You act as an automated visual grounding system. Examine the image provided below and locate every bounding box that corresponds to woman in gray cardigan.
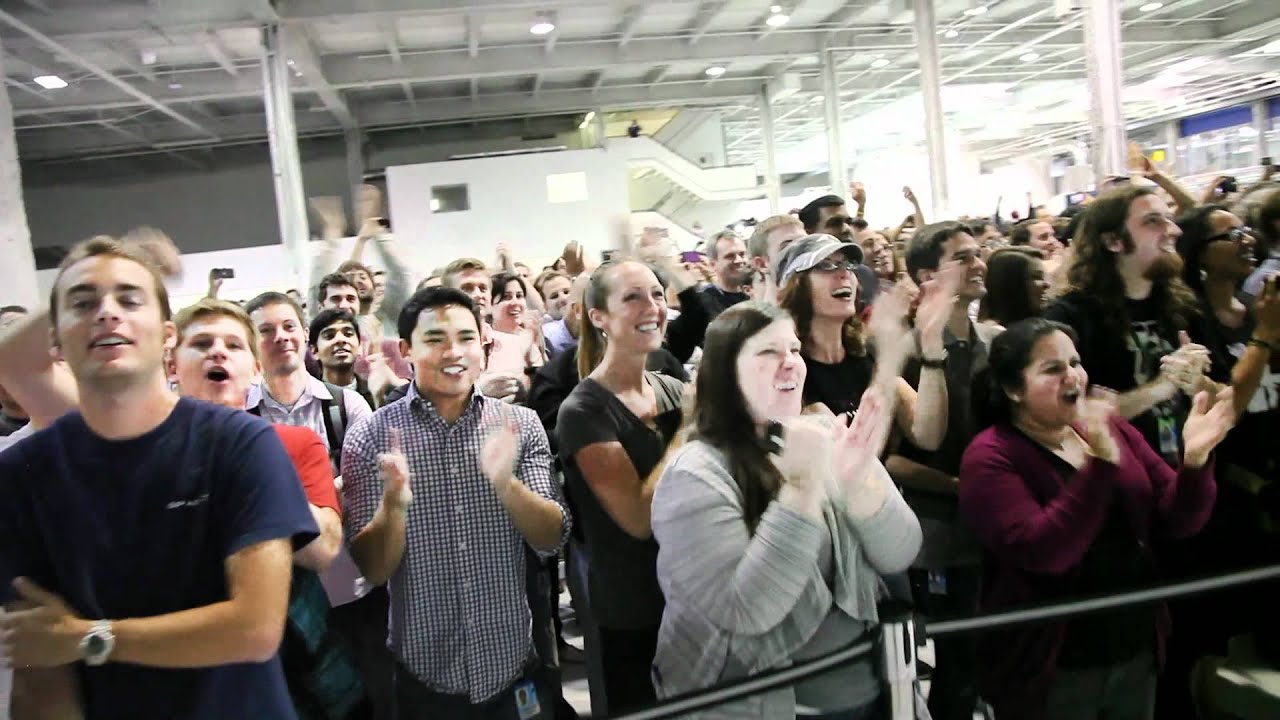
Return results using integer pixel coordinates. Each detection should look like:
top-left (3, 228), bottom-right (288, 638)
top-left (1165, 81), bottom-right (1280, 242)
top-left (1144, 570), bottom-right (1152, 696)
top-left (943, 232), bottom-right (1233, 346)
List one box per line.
top-left (651, 301), bottom-right (922, 719)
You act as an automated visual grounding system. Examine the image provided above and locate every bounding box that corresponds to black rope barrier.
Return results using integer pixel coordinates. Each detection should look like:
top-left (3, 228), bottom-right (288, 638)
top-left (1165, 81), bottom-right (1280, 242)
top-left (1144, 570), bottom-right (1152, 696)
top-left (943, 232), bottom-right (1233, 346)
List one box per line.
top-left (929, 564), bottom-right (1280, 637)
top-left (606, 562), bottom-right (1280, 720)
top-left (611, 639), bottom-right (876, 720)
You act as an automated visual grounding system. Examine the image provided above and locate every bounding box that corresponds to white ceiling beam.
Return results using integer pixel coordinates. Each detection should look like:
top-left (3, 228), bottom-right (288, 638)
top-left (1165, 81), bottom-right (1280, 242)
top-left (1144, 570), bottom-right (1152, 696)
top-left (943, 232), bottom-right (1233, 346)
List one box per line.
top-left (617, 5), bottom-right (643, 48)
top-left (643, 65), bottom-right (670, 85)
top-left (204, 31), bottom-right (239, 77)
top-left (284, 25), bottom-right (355, 130)
top-left (466, 14), bottom-right (480, 58)
top-left (545, 28), bottom-right (558, 55)
top-left (401, 80), bottom-right (416, 105)
top-left (0, 7), bottom-right (216, 137)
top-left (469, 77), bottom-right (478, 101)
top-left (688, 1), bottom-right (729, 45)
top-left (532, 72), bottom-right (544, 95)
top-left (590, 70), bottom-right (606, 94)
top-left (19, 0), bottom-right (51, 11)
top-left (4, 76), bottom-right (51, 102)
top-left (758, 1), bottom-right (809, 41)
top-left (382, 19), bottom-right (402, 68)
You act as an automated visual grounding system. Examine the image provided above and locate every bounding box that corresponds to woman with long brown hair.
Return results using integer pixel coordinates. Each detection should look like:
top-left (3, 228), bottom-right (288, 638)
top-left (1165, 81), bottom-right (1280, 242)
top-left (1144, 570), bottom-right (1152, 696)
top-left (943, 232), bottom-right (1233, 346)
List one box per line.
top-left (777, 233), bottom-right (954, 450)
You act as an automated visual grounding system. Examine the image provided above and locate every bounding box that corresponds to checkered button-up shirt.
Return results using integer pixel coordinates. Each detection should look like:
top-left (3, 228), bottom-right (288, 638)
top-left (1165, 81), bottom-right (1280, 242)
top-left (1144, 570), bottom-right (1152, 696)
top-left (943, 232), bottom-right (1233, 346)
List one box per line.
top-left (341, 383), bottom-right (570, 703)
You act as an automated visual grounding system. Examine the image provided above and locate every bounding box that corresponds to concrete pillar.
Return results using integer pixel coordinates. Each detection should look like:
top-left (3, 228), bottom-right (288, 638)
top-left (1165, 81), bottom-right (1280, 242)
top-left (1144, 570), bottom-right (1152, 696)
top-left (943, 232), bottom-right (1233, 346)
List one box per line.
top-left (1164, 121), bottom-right (1180, 176)
top-left (0, 35), bottom-right (38, 309)
top-left (261, 24), bottom-right (310, 294)
top-left (344, 128), bottom-right (366, 232)
top-left (1082, 0), bottom-right (1127, 185)
top-left (758, 87), bottom-right (781, 214)
top-left (1253, 100), bottom-right (1269, 167)
top-left (913, 0), bottom-right (949, 218)
top-left (820, 47), bottom-right (846, 194)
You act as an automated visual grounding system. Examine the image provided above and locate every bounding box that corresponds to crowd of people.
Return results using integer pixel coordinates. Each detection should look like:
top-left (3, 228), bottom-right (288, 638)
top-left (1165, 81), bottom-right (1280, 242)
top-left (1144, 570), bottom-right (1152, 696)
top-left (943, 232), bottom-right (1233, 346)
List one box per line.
top-left (0, 168), bottom-right (1276, 720)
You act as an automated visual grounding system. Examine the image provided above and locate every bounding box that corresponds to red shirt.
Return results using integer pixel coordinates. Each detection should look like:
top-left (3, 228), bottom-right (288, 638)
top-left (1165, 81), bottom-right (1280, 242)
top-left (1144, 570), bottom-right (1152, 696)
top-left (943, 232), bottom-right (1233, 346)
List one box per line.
top-left (271, 424), bottom-right (341, 517)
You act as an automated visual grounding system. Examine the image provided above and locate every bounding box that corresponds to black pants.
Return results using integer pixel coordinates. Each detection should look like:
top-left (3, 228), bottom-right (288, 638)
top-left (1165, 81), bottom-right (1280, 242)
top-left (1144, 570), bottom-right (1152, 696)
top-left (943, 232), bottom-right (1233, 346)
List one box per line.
top-left (596, 625), bottom-right (659, 715)
top-left (910, 566), bottom-right (981, 720)
top-left (330, 587), bottom-right (396, 720)
top-left (392, 661), bottom-right (555, 720)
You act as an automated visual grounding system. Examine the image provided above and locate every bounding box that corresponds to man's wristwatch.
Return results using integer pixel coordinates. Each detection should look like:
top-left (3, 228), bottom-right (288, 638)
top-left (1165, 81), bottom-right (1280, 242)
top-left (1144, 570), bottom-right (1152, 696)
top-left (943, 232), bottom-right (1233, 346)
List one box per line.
top-left (79, 620), bottom-right (116, 666)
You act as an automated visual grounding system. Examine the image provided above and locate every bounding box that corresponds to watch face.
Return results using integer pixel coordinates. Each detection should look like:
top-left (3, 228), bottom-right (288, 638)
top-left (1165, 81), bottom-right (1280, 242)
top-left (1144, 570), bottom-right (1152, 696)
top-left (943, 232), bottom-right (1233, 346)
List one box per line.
top-left (86, 635), bottom-right (105, 655)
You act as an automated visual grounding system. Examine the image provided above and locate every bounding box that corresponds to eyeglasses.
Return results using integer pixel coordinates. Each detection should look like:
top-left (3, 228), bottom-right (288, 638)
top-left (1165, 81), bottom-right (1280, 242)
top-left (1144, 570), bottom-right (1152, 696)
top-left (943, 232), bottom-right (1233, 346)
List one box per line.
top-left (811, 259), bottom-right (860, 273)
top-left (1207, 227), bottom-right (1253, 244)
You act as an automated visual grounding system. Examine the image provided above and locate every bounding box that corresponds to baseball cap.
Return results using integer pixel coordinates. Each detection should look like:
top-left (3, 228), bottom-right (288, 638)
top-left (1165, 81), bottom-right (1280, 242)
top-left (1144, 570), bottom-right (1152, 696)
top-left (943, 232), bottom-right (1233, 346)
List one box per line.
top-left (773, 233), bottom-right (864, 287)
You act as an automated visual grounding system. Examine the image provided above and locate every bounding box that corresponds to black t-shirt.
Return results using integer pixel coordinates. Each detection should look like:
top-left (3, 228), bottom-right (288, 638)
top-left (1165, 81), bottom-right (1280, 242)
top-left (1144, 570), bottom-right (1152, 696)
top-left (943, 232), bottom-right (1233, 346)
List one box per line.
top-left (556, 372), bottom-right (685, 628)
top-left (801, 351), bottom-right (874, 417)
top-left (1193, 302), bottom-right (1280, 480)
top-left (699, 284), bottom-right (750, 319)
top-left (0, 397), bottom-right (318, 720)
top-left (1045, 292), bottom-right (1191, 466)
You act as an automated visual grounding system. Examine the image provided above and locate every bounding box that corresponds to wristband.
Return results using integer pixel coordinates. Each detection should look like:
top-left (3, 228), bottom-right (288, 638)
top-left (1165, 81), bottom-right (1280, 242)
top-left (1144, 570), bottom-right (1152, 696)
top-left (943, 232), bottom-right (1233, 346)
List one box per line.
top-left (921, 356), bottom-right (947, 369)
top-left (1248, 337), bottom-right (1279, 353)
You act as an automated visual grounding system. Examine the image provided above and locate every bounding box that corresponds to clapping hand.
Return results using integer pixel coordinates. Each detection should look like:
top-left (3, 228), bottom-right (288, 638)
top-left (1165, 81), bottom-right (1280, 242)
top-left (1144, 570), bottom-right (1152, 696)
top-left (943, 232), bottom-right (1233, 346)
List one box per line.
top-left (378, 428), bottom-right (412, 509)
top-left (1160, 331), bottom-right (1212, 396)
top-left (1079, 387), bottom-right (1121, 464)
top-left (481, 407), bottom-right (521, 500)
top-left (915, 260), bottom-right (964, 356)
top-left (1182, 386), bottom-right (1236, 469)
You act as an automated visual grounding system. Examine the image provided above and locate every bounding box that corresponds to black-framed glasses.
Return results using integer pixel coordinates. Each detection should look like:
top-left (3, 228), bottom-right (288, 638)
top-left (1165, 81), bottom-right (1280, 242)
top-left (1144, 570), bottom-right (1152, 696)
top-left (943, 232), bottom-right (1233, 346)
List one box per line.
top-left (811, 259), bottom-right (860, 273)
top-left (1208, 227), bottom-right (1253, 244)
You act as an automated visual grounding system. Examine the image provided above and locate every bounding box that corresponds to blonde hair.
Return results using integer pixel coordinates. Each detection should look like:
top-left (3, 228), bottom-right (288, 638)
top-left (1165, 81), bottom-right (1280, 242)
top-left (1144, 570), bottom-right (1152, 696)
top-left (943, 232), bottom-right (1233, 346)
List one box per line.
top-left (748, 215), bottom-right (804, 260)
top-left (173, 298), bottom-right (260, 361)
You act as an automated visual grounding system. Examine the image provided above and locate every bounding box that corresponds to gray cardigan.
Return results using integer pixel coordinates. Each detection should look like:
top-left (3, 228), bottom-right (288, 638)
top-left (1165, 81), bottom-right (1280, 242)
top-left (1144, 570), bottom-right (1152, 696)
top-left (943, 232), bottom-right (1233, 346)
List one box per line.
top-left (650, 440), bottom-right (922, 719)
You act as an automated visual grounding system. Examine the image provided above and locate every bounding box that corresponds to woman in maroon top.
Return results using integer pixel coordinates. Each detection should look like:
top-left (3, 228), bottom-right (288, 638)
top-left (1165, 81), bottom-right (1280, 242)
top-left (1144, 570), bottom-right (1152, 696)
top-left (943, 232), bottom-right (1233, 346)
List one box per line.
top-left (958, 317), bottom-right (1235, 720)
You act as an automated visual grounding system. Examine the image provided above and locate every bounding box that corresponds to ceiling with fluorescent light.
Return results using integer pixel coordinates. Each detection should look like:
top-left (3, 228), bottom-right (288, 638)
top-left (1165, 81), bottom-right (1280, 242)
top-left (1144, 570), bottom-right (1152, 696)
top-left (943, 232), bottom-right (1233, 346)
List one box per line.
top-left (1, 0), bottom-right (1277, 175)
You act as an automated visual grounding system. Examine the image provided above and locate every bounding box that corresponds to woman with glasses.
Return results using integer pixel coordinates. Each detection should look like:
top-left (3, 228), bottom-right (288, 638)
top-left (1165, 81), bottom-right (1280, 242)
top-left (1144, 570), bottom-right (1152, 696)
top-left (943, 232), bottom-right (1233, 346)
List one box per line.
top-left (776, 233), bottom-right (955, 452)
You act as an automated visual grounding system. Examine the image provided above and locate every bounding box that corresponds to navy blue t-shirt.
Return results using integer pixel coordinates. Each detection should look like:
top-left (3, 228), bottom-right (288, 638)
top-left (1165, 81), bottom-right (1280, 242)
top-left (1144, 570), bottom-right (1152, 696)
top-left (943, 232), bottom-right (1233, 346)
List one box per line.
top-left (0, 397), bottom-right (318, 720)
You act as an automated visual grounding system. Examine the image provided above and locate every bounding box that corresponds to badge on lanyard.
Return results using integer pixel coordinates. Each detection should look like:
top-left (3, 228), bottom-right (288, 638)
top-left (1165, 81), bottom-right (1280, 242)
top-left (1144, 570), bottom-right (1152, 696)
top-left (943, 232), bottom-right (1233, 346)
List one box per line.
top-left (1156, 412), bottom-right (1180, 460)
top-left (514, 680), bottom-right (541, 720)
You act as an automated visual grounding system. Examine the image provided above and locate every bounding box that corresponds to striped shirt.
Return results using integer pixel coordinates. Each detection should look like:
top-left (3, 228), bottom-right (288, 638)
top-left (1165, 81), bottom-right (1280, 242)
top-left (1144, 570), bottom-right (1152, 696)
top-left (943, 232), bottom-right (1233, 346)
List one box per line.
top-left (341, 383), bottom-right (569, 703)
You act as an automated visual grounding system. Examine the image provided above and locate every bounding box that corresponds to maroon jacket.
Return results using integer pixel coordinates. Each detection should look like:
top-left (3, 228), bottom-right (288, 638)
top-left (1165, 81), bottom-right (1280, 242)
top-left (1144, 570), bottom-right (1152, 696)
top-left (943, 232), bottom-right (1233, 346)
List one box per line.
top-left (958, 416), bottom-right (1215, 719)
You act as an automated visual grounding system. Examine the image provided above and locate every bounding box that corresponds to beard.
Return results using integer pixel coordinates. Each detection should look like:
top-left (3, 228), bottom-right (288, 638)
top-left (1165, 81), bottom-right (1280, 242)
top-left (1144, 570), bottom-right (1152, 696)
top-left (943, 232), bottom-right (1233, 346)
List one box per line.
top-left (1144, 250), bottom-right (1184, 282)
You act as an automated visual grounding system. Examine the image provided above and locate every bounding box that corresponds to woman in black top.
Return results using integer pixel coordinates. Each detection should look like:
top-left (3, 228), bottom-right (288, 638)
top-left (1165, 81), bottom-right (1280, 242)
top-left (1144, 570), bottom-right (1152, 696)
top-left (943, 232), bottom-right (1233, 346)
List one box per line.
top-left (979, 247), bottom-right (1051, 328)
top-left (776, 234), bottom-right (952, 452)
top-left (556, 260), bottom-right (686, 714)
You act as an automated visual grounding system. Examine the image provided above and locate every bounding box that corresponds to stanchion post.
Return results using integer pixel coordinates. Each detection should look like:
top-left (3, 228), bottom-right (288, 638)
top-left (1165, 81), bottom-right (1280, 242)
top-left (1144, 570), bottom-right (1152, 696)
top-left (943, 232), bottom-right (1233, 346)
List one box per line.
top-left (877, 602), bottom-right (918, 720)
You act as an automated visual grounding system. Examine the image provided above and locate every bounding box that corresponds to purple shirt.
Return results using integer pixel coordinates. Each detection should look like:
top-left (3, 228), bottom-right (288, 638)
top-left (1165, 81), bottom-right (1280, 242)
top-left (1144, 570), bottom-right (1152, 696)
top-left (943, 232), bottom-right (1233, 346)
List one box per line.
top-left (958, 416), bottom-right (1215, 718)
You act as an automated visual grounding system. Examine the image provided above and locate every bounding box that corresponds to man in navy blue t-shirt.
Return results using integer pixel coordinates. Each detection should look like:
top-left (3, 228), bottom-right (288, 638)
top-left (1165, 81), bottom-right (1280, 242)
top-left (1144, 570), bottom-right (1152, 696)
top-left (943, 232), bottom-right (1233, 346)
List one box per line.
top-left (0, 233), bottom-right (317, 720)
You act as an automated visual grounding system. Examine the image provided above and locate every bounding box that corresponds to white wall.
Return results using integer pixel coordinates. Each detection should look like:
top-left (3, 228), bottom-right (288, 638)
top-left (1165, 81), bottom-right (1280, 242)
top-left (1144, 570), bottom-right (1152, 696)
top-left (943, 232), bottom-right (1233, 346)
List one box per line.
top-left (386, 147), bottom-right (631, 271)
top-left (654, 110), bottom-right (728, 168)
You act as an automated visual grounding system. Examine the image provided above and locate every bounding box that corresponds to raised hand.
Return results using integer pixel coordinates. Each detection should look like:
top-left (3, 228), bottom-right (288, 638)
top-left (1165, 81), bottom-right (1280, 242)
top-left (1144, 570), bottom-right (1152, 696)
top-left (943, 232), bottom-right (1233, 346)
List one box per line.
top-left (378, 428), bottom-right (412, 509)
top-left (833, 385), bottom-right (895, 500)
top-left (1183, 386), bottom-right (1236, 469)
top-left (903, 186), bottom-right (917, 204)
top-left (308, 196), bottom-right (347, 241)
top-left (356, 184), bottom-right (383, 226)
top-left (915, 260), bottom-right (964, 356)
top-left (478, 372), bottom-right (522, 403)
top-left (481, 407), bottom-right (521, 499)
top-left (562, 241), bottom-right (586, 276)
top-left (122, 226), bottom-right (183, 278)
top-left (1252, 275), bottom-right (1280, 343)
top-left (850, 181), bottom-right (866, 207)
top-left (868, 281), bottom-right (917, 381)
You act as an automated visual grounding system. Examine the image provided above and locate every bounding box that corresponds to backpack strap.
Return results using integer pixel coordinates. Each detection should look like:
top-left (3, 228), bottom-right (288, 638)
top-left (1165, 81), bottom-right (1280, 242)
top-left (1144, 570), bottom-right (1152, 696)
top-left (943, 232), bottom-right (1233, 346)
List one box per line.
top-left (319, 382), bottom-right (349, 468)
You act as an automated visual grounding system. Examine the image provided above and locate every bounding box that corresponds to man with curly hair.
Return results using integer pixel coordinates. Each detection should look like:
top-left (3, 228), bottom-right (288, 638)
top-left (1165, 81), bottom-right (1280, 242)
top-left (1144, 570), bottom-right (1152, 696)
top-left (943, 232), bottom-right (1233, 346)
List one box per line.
top-left (1044, 185), bottom-right (1214, 467)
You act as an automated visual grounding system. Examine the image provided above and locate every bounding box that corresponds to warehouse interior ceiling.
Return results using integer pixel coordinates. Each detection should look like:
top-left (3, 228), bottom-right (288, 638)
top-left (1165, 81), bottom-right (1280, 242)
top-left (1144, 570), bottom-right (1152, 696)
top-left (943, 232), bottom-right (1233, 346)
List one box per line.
top-left (3, 0), bottom-right (1279, 173)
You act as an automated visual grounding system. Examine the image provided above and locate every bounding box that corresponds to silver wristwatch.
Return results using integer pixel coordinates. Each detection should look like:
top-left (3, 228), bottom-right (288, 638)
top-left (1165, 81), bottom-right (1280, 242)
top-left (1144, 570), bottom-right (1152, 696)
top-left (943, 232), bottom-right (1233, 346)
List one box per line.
top-left (79, 620), bottom-right (116, 666)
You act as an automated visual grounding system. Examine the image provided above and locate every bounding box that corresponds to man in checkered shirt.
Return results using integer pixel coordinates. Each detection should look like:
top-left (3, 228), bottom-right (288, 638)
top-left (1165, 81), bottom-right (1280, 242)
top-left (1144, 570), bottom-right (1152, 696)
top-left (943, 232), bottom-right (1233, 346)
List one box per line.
top-left (341, 286), bottom-right (570, 719)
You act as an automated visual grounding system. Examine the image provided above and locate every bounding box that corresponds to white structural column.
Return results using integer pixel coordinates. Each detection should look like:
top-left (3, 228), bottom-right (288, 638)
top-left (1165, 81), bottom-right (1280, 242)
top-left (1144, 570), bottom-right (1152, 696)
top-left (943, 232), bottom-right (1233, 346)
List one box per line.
top-left (758, 87), bottom-right (781, 214)
top-left (1253, 100), bottom-right (1269, 166)
top-left (0, 35), bottom-right (38, 308)
top-left (820, 46), bottom-right (846, 194)
top-left (1082, 0), bottom-right (1127, 185)
top-left (594, 107), bottom-right (607, 149)
top-left (262, 24), bottom-right (310, 294)
top-left (913, 0), bottom-right (949, 218)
